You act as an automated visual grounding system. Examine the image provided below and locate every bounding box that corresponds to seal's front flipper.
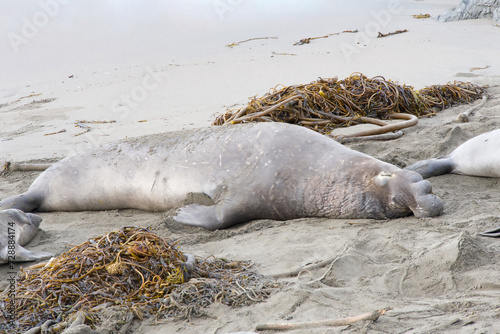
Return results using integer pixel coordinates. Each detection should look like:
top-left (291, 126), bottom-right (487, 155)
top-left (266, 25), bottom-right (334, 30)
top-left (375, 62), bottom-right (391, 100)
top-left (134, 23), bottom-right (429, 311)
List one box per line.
top-left (0, 245), bottom-right (53, 264)
top-left (174, 204), bottom-right (226, 231)
top-left (405, 157), bottom-right (455, 179)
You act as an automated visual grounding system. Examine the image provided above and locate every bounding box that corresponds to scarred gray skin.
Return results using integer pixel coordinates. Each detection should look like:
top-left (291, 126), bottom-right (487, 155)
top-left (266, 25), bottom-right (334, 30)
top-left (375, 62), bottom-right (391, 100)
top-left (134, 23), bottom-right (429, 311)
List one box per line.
top-left (0, 123), bottom-right (443, 230)
top-left (0, 209), bottom-right (53, 264)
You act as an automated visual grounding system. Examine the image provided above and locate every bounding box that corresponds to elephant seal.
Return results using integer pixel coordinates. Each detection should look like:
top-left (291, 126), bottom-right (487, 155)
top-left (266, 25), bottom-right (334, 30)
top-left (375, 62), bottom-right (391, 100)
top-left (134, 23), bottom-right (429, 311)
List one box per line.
top-left (406, 129), bottom-right (500, 179)
top-left (0, 209), bottom-right (53, 264)
top-left (0, 123), bottom-right (443, 230)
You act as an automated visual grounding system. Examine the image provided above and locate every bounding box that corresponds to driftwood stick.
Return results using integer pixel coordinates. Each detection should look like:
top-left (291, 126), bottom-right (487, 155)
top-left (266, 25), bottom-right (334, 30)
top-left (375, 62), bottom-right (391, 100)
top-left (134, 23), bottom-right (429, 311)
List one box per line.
top-left (237, 36), bottom-right (278, 44)
top-left (256, 308), bottom-right (391, 331)
top-left (377, 29), bottom-right (408, 38)
top-left (457, 94), bottom-right (488, 122)
top-left (3, 162), bottom-right (52, 172)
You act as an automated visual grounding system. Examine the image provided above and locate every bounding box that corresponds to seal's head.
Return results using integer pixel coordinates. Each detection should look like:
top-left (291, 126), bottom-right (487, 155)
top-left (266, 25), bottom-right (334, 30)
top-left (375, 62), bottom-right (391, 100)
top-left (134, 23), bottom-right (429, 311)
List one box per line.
top-left (0, 209), bottom-right (43, 245)
top-left (372, 168), bottom-right (444, 218)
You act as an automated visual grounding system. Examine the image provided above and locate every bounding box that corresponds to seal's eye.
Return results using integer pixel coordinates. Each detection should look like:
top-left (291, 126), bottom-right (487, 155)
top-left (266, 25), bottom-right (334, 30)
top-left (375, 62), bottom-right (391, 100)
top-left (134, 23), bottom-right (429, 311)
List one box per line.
top-left (374, 172), bottom-right (393, 186)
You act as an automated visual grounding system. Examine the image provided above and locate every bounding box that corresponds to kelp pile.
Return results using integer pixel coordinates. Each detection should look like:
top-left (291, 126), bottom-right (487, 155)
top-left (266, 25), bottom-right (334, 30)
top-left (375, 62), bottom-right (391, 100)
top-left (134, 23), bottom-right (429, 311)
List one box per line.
top-left (212, 73), bottom-right (486, 138)
top-left (0, 227), bottom-right (276, 333)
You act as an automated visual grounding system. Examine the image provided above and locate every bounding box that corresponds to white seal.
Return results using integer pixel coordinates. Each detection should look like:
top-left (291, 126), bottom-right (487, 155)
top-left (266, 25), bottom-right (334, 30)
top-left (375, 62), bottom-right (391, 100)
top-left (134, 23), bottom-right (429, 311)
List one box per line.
top-left (406, 129), bottom-right (500, 178)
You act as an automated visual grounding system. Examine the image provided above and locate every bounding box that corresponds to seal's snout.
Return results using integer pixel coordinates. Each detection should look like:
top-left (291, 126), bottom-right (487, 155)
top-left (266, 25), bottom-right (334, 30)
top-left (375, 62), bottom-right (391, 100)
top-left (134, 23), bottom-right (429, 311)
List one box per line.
top-left (27, 213), bottom-right (43, 228)
top-left (388, 169), bottom-right (443, 218)
top-left (409, 179), bottom-right (444, 218)
top-left (412, 193), bottom-right (444, 218)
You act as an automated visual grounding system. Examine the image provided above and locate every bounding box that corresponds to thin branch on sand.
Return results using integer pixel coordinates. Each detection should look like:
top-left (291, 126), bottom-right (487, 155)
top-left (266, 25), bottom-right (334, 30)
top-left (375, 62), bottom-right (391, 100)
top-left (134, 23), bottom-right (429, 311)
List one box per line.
top-left (256, 307), bottom-right (392, 331)
top-left (2, 162), bottom-right (51, 172)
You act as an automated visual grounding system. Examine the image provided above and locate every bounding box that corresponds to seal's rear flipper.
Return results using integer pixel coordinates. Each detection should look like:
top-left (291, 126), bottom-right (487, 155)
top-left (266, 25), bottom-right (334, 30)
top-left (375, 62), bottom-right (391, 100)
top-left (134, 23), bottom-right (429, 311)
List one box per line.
top-left (174, 204), bottom-right (225, 231)
top-left (479, 227), bottom-right (500, 238)
top-left (0, 246), bottom-right (53, 264)
top-left (405, 157), bottom-right (455, 179)
top-left (0, 193), bottom-right (42, 212)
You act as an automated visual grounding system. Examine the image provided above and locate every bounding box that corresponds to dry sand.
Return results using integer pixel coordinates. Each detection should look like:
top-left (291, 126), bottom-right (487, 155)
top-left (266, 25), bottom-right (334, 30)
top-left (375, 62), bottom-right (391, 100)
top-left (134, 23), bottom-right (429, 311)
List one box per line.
top-left (1, 1), bottom-right (500, 333)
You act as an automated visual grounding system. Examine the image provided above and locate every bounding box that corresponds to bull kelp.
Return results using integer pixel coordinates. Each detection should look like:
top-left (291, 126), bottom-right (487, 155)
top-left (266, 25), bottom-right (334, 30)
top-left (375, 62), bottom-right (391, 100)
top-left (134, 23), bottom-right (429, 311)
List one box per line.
top-left (212, 73), bottom-right (486, 139)
top-left (0, 227), bottom-right (276, 333)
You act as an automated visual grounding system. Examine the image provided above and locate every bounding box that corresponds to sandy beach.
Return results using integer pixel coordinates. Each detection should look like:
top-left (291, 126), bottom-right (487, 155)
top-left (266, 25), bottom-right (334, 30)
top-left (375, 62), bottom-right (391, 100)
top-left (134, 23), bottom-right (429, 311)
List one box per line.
top-left (1, 0), bottom-right (500, 333)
